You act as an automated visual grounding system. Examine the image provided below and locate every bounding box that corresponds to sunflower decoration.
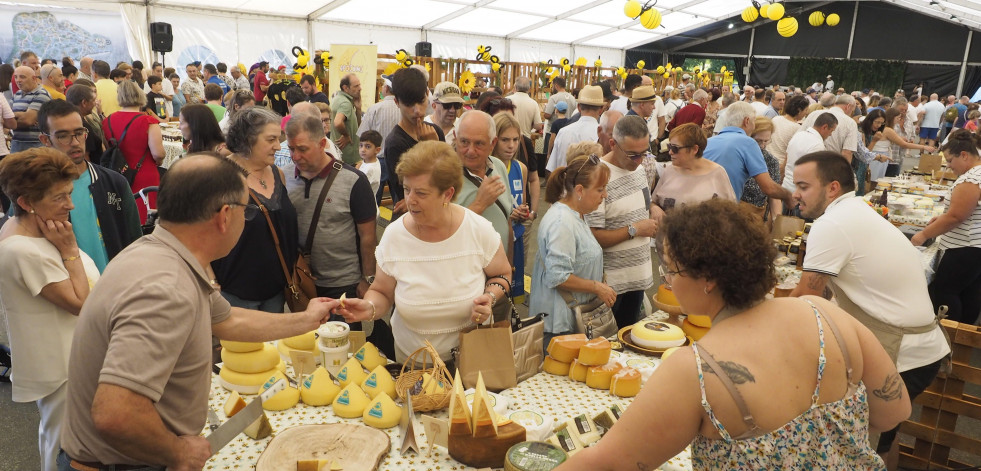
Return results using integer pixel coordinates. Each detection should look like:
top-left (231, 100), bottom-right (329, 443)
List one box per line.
top-left (560, 58), bottom-right (571, 72)
top-left (548, 67), bottom-right (561, 83)
top-left (459, 69), bottom-right (477, 94)
top-left (476, 45), bottom-right (493, 61)
top-left (575, 57), bottom-right (587, 67)
top-left (594, 58), bottom-right (603, 68)
top-left (636, 60), bottom-right (646, 71)
top-left (489, 55), bottom-right (502, 73)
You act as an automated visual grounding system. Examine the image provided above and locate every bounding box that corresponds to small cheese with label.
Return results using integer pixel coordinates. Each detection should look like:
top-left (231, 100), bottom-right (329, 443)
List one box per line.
top-left (336, 357), bottom-right (367, 388)
top-left (354, 342), bottom-right (388, 371)
top-left (332, 383), bottom-right (370, 418)
top-left (361, 365), bottom-right (396, 399)
top-left (260, 375), bottom-right (300, 411)
top-left (362, 392), bottom-right (402, 429)
top-left (300, 366), bottom-right (341, 406)
top-left (421, 372), bottom-right (447, 395)
top-left (546, 428), bottom-right (582, 455)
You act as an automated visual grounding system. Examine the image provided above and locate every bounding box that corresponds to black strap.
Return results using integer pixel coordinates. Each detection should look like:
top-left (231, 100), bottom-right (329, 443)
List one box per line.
top-left (463, 165), bottom-right (510, 220)
top-left (304, 160), bottom-right (343, 254)
top-left (108, 113), bottom-right (150, 172)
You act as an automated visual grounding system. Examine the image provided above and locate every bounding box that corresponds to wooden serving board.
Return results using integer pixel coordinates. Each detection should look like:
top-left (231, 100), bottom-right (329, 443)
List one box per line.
top-left (255, 423), bottom-right (390, 471)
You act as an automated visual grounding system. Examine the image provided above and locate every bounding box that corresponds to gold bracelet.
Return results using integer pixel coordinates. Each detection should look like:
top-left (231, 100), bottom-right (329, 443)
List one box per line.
top-left (367, 300), bottom-right (377, 321)
top-left (63, 255), bottom-right (80, 262)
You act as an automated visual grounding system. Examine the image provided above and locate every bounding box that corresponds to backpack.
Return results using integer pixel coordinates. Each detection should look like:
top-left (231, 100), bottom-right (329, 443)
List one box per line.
top-left (100, 114), bottom-right (149, 185)
top-left (944, 105), bottom-right (958, 123)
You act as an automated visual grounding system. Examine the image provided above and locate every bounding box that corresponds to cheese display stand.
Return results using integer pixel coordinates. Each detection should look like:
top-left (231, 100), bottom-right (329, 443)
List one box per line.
top-left (205, 313), bottom-right (693, 471)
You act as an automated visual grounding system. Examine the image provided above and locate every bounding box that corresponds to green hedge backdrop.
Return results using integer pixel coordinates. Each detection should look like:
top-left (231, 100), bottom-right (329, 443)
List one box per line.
top-left (786, 57), bottom-right (906, 93)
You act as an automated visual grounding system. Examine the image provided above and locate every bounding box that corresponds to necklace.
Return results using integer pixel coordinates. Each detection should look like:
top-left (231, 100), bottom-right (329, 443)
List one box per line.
top-left (248, 169), bottom-right (268, 189)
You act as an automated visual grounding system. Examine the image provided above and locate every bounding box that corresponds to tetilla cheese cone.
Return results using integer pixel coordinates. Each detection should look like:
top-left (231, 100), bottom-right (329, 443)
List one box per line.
top-left (354, 342), bottom-right (388, 371)
top-left (300, 366), bottom-right (341, 406)
top-left (362, 393), bottom-right (402, 429)
top-left (361, 365), bottom-right (396, 399)
top-left (332, 383), bottom-right (370, 418)
top-left (336, 357), bottom-right (367, 388)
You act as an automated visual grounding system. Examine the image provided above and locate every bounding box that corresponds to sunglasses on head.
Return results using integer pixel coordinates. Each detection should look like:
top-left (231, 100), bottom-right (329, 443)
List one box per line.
top-left (440, 102), bottom-right (463, 110)
top-left (572, 154), bottom-right (601, 183)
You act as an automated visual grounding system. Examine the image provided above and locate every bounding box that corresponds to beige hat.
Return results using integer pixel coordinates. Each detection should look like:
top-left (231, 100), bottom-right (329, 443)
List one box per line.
top-left (578, 85), bottom-right (605, 106)
top-left (433, 81), bottom-right (465, 103)
top-left (630, 85), bottom-right (657, 102)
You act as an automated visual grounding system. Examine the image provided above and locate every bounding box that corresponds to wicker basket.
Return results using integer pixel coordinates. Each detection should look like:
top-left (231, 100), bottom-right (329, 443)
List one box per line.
top-left (395, 340), bottom-right (452, 412)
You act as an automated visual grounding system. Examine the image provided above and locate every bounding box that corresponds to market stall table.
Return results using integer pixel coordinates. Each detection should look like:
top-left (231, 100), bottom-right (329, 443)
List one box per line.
top-left (160, 123), bottom-right (185, 169)
top-left (205, 315), bottom-right (693, 471)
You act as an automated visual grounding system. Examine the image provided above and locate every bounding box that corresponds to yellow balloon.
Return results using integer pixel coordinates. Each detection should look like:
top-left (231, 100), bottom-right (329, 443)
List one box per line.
top-left (624, 0), bottom-right (642, 19)
top-left (655, 66), bottom-right (665, 74)
top-left (809, 11), bottom-right (825, 27)
top-left (674, 67), bottom-right (682, 73)
top-left (636, 60), bottom-right (646, 70)
top-left (760, 4), bottom-right (770, 17)
top-left (767, 3), bottom-right (785, 21)
top-left (666, 62), bottom-right (672, 70)
top-left (640, 8), bottom-right (662, 29)
top-left (827, 13), bottom-right (840, 26)
top-left (741, 6), bottom-right (759, 23)
top-left (663, 72), bottom-right (670, 78)
top-left (777, 17), bottom-right (798, 37)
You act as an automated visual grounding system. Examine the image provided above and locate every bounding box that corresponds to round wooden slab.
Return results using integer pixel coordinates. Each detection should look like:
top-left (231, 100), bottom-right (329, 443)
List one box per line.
top-left (255, 423), bottom-right (391, 471)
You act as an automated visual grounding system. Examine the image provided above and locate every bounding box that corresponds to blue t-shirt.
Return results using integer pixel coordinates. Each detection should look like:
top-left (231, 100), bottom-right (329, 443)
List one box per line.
top-left (71, 171), bottom-right (110, 272)
top-left (207, 75), bottom-right (230, 95)
top-left (953, 103), bottom-right (968, 128)
top-left (703, 127), bottom-right (768, 200)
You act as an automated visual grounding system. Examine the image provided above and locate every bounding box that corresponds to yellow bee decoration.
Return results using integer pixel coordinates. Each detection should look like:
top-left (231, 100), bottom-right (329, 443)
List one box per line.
top-left (594, 58), bottom-right (603, 68)
top-left (561, 58), bottom-right (571, 72)
top-left (575, 57), bottom-right (587, 67)
top-left (616, 66), bottom-right (627, 79)
top-left (490, 55), bottom-right (501, 72)
top-left (476, 45), bottom-right (493, 61)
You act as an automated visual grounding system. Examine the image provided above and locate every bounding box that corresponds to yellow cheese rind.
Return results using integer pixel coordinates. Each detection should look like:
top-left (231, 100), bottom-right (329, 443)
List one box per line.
top-left (577, 337), bottom-right (611, 366)
top-left (331, 383), bottom-right (371, 418)
top-left (220, 339), bottom-right (263, 353)
top-left (687, 314), bottom-right (712, 328)
top-left (585, 362), bottom-right (622, 390)
top-left (657, 284), bottom-right (679, 306)
top-left (362, 393), bottom-right (402, 429)
top-left (361, 365), bottom-right (396, 399)
top-left (221, 343), bottom-right (281, 374)
top-left (568, 359), bottom-right (588, 382)
top-left (336, 357), bottom-right (367, 388)
top-left (219, 368), bottom-right (287, 394)
top-left (543, 355), bottom-right (571, 376)
top-left (283, 330), bottom-right (316, 351)
top-left (223, 390), bottom-right (247, 417)
top-left (260, 375), bottom-right (301, 411)
top-left (609, 367), bottom-right (642, 397)
top-left (354, 342), bottom-right (388, 371)
top-left (300, 366), bottom-right (341, 406)
top-left (631, 321), bottom-right (686, 348)
top-left (546, 334), bottom-right (588, 363)
top-left (682, 319), bottom-right (710, 341)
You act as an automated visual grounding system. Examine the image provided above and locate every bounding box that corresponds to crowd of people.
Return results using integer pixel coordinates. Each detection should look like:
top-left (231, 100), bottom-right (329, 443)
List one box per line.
top-left (0, 48), bottom-right (976, 471)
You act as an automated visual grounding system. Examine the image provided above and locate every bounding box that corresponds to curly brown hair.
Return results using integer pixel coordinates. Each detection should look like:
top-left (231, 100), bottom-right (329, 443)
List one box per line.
top-left (660, 199), bottom-right (776, 309)
top-left (0, 147), bottom-right (79, 216)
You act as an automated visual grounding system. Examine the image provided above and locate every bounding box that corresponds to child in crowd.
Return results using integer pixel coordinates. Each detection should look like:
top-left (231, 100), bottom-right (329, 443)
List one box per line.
top-left (358, 130), bottom-right (382, 196)
top-left (145, 76), bottom-right (168, 121)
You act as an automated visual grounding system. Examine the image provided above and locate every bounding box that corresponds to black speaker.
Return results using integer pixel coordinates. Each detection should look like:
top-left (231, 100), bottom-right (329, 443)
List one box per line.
top-left (415, 41), bottom-right (432, 57)
top-left (150, 22), bottom-right (173, 53)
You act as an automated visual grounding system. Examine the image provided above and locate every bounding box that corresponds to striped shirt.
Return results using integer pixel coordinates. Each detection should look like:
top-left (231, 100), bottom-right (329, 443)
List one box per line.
top-left (357, 96), bottom-right (400, 157)
top-left (939, 165), bottom-right (981, 250)
top-left (11, 85), bottom-right (51, 143)
top-left (585, 160), bottom-right (654, 294)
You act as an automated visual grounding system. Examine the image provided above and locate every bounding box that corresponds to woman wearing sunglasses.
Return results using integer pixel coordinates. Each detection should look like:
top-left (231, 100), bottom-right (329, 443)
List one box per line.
top-left (212, 107), bottom-right (298, 312)
top-left (529, 142), bottom-right (617, 348)
top-left (650, 123), bottom-right (735, 223)
top-left (555, 199), bottom-right (908, 471)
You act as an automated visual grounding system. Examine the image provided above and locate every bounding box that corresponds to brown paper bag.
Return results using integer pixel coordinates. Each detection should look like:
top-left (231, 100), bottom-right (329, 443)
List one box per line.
top-left (771, 214), bottom-right (806, 240)
top-left (456, 320), bottom-right (517, 392)
top-left (918, 153), bottom-right (942, 174)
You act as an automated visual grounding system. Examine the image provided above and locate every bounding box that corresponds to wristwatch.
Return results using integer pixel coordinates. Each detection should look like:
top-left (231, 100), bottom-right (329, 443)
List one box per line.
top-left (364, 275), bottom-right (376, 284)
top-left (627, 224), bottom-right (637, 240)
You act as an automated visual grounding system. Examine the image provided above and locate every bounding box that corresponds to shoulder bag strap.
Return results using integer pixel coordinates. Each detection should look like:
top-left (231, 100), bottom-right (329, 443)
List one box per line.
top-left (250, 188), bottom-right (293, 285)
top-left (304, 160), bottom-right (344, 254)
top-left (111, 114), bottom-right (142, 144)
top-left (463, 169), bottom-right (510, 220)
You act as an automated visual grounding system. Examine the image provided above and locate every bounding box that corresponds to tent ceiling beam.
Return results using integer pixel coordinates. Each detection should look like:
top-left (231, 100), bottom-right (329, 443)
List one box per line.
top-left (503, 0), bottom-right (609, 38)
top-left (423, 0), bottom-right (496, 30)
top-left (307, 0), bottom-right (352, 21)
top-left (891, 0), bottom-right (981, 27)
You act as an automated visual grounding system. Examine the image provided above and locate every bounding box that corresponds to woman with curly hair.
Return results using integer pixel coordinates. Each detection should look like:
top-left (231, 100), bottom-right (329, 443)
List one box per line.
top-left (555, 198), bottom-right (910, 471)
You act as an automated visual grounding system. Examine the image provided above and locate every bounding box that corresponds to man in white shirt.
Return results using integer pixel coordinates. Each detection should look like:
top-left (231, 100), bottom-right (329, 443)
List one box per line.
top-left (229, 66), bottom-right (250, 91)
top-left (507, 76), bottom-right (542, 138)
top-left (782, 112), bottom-right (837, 192)
top-left (640, 75), bottom-right (667, 143)
top-left (797, 94), bottom-right (858, 163)
top-left (77, 57), bottom-right (94, 82)
top-left (610, 74), bottom-right (642, 115)
top-left (750, 88), bottom-right (769, 116)
top-left (544, 77), bottom-right (576, 126)
top-left (790, 151), bottom-right (949, 469)
top-left (824, 75), bottom-right (834, 92)
top-left (547, 85), bottom-right (605, 172)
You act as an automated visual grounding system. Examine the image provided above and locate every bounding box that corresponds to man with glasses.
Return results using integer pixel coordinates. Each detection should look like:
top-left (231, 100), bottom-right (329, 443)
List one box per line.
top-left (426, 81), bottom-right (463, 147)
top-left (59, 154), bottom-right (336, 471)
top-left (587, 115), bottom-right (659, 328)
top-left (37, 99), bottom-right (142, 272)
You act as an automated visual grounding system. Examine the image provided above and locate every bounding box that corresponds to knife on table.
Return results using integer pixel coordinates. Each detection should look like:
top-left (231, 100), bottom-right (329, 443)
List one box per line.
top-left (206, 408), bottom-right (220, 432)
top-left (206, 379), bottom-right (286, 452)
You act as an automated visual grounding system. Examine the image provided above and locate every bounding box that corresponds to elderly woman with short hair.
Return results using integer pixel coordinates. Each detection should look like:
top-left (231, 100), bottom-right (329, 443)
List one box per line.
top-left (336, 141), bottom-right (511, 363)
top-left (101, 80), bottom-right (165, 223)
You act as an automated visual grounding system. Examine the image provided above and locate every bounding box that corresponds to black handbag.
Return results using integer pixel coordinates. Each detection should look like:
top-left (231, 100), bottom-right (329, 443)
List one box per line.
top-left (100, 114), bottom-right (149, 185)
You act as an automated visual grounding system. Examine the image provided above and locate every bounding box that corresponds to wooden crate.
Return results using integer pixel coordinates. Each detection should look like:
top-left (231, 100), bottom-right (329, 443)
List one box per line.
top-left (898, 320), bottom-right (981, 469)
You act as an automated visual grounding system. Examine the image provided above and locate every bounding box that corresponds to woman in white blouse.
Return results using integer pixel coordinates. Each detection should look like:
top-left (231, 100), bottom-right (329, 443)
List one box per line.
top-left (337, 141), bottom-right (511, 362)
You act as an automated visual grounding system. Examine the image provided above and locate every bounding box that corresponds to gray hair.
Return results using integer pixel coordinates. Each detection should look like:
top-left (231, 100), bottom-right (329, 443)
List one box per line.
top-left (226, 107), bottom-right (281, 155)
top-left (117, 80), bottom-right (146, 108)
top-left (515, 77), bottom-right (531, 93)
top-left (599, 110), bottom-right (622, 134)
top-left (692, 89), bottom-right (709, 102)
top-left (818, 92), bottom-right (836, 108)
top-left (892, 97), bottom-right (908, 108)
top-left (286, 114), bottom-right (324, 140)
top-left (459, 110), bottom-right (496, 139)
top-left (721, 92), bottom-right (737, 107)
top-left (814, 112), bottom-right (838, 129)
top-left (835, 94), bottom-right (856, 106)
top-left (65, 83), bottom-right (95, 106)
top-left (879, 97), bottom-right (893, 108)
top-left (612, 115), bottom-right (650, 143)
top-left (724, 101), bottom-right (756, 128)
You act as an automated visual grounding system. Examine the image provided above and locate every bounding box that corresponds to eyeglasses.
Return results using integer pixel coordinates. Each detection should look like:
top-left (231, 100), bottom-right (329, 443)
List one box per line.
top-left (666, 143), bottom-right (692, 154)
top-left (45, 128), bottom-right (88, 145)
top-left (614, 140), bottom-right (652, 159)
top-left (220, 202), bottom-right (260, 221)
top-left (658, 264), bottom-right (686, 288)
top-left (572, 153), bottom-right (601, 183)
top-left (440, 102), bottom-right (463, 110)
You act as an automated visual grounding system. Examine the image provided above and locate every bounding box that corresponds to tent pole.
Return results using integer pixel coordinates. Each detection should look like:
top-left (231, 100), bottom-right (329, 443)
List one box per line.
top-left (746, 27), bottom-right (755, 86)
top-left (957, 30), bottom-right (973, 97)
top-left (307, 19), bottom-right (314, 53)
top-left (846, 1), bottom-right (859, 59)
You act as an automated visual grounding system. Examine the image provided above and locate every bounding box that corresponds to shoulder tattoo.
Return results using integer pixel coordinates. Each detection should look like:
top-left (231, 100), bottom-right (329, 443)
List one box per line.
top-left (702, 361), bottom-right (757, 384)
top-left (872, 373), bottom-right (903, 401)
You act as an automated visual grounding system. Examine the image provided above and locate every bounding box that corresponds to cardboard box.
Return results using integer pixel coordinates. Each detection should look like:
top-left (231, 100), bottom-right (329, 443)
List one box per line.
top-left (771, 215), bottom-right (805, 240)
top-left (918, 153), bottom-right (942, 174)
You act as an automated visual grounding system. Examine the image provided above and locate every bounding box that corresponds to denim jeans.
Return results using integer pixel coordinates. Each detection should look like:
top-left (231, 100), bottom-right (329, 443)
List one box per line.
top-left (10, 140), bottom-right (43, 153)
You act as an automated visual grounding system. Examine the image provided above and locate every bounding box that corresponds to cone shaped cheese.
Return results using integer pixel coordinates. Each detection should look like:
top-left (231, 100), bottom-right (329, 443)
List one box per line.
top-left (283, 330), bottom-right (316, 351)
top-left (471, 372), bottom-right (499, 438)
top-left (577, 338), bottom-right (611, 366)
top-left (361, 365), bottom-right (396, 399)
top-left (421, 372), bottom-right (447, 395)
top-left (335, 357), bottom-right (367, 388)
top-left (221, 339), bottom-right (263, 353)
top-left (546, 334), bottom-right (587, 363)
top-left (244, 412), bottom-right (273, 439)
top-left (362, 393), bottom-right (402, 429)
top-left (221, 343), bottom-right (280, 373)
top-left (260, 375), bottom-right (300, 411)
top-left (448, 370), bottom-right (472, 435)
top-left (300, 366), bottom-right (341, 406)
top-left (332, 383), bottom-right (370, 418)
top-left (354, 342), bottom-right (388, 371)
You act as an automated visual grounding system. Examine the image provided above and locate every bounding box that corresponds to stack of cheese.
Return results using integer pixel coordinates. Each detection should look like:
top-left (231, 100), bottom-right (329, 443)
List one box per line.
top-left (328, 343), bottom-right (402, 429)
top-left (218, 340), bottom-right (287, 394)
top-left (682, 314), bottom-right (710, 341)
top-left (277, 331), bottom-right (319, 364)
top-left (448, 370), bottom-right (527, 468)
top-left (545, 405), bottom-right (624, 456)
top-left (546, 335), bottom-right (642, 398)
top-left (543, 334), bottom-right (588, 375)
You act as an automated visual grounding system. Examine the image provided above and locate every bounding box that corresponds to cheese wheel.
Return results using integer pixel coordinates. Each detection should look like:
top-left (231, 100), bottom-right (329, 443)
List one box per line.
top-left (687, 314), bottom-right (712, 328)
top-left (546, 334), bottom-right (588, 363)
top-left (260, 375), bottom-right (301, 411)
top-left (585, 362), bottom-right (622, 390)
top-left (361, 365), bottom-right (396, 399)
top-left (577, 337), bottom-right (611, 366)
top-left (504, 441), bottom-right (567, 471)
top-left (277, 339), bottom-right (320, 364)
top-left (362, 392), bottom-right (402, 429)
top-left (332, 383), bottom-right (371, 418)
top-left (657, 284), bottom-right (679, 306)
top-left (631, 321), bottom-right (685, 349)
top-left (543, 355), bottom-right (571, 376)
top-left (448, 421), bottom-right (527, 468)
top-left (283, 330), bottom-right (316, 351)
top-left (219, 366), bottom-right (287, 394)
top-left (568, 358), bottom-right (588, 382)
top-left (354, 342), bottom-right (388, 371)
top-left (220, 339), bottom-right (264, 353)
top-left (300, 366), bottom-right (341, 406)
top-left (336, 357), bottom-right (367, 388)
top-left (221, 343), bottom-right (280, 374)
top-left (682, 319), bottom-right (710, 341)
top-left (609, 367), bottom-right (641, 397)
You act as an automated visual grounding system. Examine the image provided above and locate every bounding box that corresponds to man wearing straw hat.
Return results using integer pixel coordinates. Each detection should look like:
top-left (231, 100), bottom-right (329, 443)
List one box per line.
top-left (547, 85), bottom-right (605, 172)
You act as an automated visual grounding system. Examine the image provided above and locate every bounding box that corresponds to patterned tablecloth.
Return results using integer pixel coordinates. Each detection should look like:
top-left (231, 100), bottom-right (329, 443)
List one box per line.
top-left (773, 242), bottom-right (940, 288)
top-left (205, 313), bottom-right (693, 471)
top-left (160, 124), bottom-right (184, 169)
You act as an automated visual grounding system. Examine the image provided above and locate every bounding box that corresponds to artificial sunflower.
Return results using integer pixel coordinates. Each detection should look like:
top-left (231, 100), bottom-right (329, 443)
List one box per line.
top-left (575, 57), bottom-right (587, 67)
top-left (383, 62), bottom-right (402, 76)
top-left (459, 69), bottom-right (476, 93)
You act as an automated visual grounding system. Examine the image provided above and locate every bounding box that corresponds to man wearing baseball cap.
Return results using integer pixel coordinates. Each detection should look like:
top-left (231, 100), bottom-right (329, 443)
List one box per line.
top-left (425, 81), bottom-right (464, 147)
top-left (39, 64), bottom-right (66, 100)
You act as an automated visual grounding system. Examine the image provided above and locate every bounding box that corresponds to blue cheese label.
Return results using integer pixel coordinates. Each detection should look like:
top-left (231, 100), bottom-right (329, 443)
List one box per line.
top-left (354, 347), bottom-right (366, 361)
top-left (368, 402), bottom-right (384, 418)
top-left (337, 390), bottom-right (350, 405)
top-left (302, 375), bottom-right (314, 389)
top-left (365, 373), bottom-right (378, 388)
top-left (262, 375), bottom-right (278, 389)
top-left (337, 367), bottom-right (349, 381)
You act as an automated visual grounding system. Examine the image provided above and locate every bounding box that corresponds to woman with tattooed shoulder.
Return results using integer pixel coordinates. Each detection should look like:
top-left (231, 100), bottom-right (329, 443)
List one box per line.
top-left (556, 199), bottom-right (909, 471)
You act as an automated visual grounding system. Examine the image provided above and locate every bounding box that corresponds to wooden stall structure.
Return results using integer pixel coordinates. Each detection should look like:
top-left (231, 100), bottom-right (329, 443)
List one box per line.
top-left (899, 320), bottom-right (981, 469)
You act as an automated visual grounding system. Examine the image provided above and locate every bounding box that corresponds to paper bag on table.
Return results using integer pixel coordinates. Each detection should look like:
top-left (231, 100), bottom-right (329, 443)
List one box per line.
top-left (456, 320), bottom-right (517, 392)
top-left (771, 215), bottom-right (806, 240)
top-left (918, 153), bottom-right (942, 174)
